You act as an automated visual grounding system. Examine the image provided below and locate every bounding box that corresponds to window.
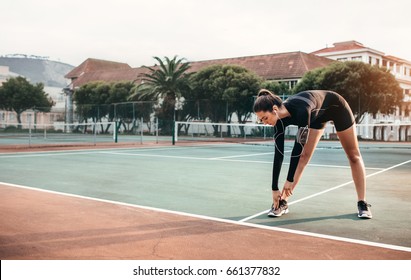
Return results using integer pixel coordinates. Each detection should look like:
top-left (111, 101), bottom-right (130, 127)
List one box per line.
top-left (352, 56), bottom-right (362, 61)
top-left (337, 57), bottom-right (348, 62)
top-left (290, 80), bottom-right (298, 89)
top-left (368, 57), bottom-right (373, 64)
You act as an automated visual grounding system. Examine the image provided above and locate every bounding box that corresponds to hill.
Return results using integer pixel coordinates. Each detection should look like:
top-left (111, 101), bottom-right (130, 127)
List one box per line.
top-left (0, 55), bottom-right (74, 87)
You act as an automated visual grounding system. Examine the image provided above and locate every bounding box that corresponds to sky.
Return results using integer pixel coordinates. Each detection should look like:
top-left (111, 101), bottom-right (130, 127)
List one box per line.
top-left (1, 0), bottom-right (411, 67)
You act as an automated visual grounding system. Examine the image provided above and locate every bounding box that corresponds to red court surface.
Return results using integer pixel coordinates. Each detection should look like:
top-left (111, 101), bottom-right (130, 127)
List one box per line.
top-left (1, 184), bottom-right (410, 260)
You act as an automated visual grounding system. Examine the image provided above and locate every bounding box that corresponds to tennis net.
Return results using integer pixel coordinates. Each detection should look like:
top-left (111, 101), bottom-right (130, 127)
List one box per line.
top-left (0, 122), bottom-right (117, 146)
top-left (174, 121), bottom-right (278, 144)
top-left (173, 121), bottom-right (411, 144)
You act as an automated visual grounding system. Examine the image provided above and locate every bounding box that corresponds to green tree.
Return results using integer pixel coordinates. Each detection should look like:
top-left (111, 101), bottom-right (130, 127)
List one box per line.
top-left (261, 80), bottom-right (292, 98)
top-left (108, 82), bottom-right (151, 133)
top-left (292, 67), bottom-right (326, 94)
top-left (190, 64), bottom-right (262, 135)
top-left (294, 61), bottom-right (403, 122)
top-left (130, 56), bottom-right (191, 134)
top-left (0, 76), bottom-right (54, 127)
top-left (73, 82), bottom-right (111, 123)
top-left (73, 81), bottom-right (113, 134)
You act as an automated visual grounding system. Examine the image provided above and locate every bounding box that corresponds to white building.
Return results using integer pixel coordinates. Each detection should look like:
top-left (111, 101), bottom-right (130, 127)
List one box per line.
top-left (312, 40), bottom-right (411, 122)
top-left (0, 65), bottom-right (66, 128)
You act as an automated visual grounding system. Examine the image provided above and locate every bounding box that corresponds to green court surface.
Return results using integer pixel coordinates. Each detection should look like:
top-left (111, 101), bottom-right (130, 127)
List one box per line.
top-left (0, 141), bottom-right (410, 250)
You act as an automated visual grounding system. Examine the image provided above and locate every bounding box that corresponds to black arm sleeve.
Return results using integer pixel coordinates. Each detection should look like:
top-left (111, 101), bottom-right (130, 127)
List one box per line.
top-left (272, 125), bottom-right (284, 191)
top-left (286, 141), bottom-right (303, 182)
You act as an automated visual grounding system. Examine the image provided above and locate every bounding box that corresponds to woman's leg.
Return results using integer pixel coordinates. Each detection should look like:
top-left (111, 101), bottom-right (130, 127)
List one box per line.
top-left (336, 125), bottom-right (366, 201)
top-left (282, 128), bottom-right (324, 200)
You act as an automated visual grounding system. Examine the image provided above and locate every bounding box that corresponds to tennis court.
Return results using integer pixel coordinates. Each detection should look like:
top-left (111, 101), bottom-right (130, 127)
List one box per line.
top-left (0, 139), bottom-right (410, 259)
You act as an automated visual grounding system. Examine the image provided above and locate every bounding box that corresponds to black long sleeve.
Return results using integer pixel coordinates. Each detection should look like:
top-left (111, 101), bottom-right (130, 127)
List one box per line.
top-left (270, 90), bottom-right (349, 189)
top-left (286, 141), bottom-right (303, 182)
top-left (272, 127), bottom-right (284, 191)
top-left (272, 133), bottom-right (303, 190)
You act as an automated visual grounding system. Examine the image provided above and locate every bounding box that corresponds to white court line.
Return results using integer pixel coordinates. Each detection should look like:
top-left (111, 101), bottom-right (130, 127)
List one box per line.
top-left (0, 142), bottom-right (260, 158)
top-left (100, 151), bottom-right (211, 161)
top-left (0, 151), bottom-right (102, 158)
top-left (0, 144), bottom-right (233, 158)
top-left (209, 151), bottom-right (275, 160)
top-left (0, 146), bottom-right (202, 157)
top-left (240, 159), bottom-right (411, 222)
top-left (0, 147), bottom-right (386, 172)
top-left (100, 150), bottom-right (383, 170)
top-left (1, 181), bottom-right (410, 254)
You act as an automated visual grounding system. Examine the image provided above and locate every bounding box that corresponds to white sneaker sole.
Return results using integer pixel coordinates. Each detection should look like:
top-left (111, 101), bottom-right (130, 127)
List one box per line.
top-left (358, 213), bottom-right (372, 219)
top-left (268, 208), bottom-right (289, 217)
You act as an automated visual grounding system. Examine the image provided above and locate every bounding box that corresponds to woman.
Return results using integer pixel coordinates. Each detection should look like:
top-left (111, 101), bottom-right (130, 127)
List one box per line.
top-left (253, 89), bottom-right (372, 219)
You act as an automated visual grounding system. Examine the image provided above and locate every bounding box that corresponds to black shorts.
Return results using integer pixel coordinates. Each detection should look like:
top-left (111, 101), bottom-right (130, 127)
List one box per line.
top-left (310, 92), bottom-right (355, 132)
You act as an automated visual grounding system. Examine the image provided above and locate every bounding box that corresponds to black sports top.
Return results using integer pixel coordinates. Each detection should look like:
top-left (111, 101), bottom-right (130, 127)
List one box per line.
top-left (271, 90), bottom-right (354, 191)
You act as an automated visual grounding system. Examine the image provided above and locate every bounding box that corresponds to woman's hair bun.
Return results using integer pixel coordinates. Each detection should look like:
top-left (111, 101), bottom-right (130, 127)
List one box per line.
top-left (257, 89), bottom-right (275, 97)
top-left (253, 88), bottom-right (282, 112)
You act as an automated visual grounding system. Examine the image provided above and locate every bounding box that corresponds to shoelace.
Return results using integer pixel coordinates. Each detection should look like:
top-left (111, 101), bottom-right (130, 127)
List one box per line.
top-left (271, 200), bottom-right (288, 211)
top-left (358, 201), bottom-right (371, 210)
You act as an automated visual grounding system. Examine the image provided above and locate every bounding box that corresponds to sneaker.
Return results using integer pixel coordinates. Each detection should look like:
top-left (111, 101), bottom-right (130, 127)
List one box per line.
top-left (268, 199), bottom-right (289, 217)
top-left (357, 200), bottom-right (372, 219)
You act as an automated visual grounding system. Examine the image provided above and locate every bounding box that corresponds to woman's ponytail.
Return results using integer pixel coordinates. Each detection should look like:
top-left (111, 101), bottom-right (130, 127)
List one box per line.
top-left (253, 89), bottom-right (283, 112)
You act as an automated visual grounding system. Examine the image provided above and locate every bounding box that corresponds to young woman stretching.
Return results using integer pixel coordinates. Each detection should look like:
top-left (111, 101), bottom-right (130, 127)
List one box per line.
top-left (253, 89), bottom-right (372, 219)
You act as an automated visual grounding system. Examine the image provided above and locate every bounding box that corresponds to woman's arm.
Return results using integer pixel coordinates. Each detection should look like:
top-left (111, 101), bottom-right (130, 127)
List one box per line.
top-left (272, 124), bottom-right (285, 191)
top-left (272, 124), bottom-right (285, 208)
top-left (286, 140), bottom-right (303, 184)
top-left (282, 128), bottom-right (324, 198)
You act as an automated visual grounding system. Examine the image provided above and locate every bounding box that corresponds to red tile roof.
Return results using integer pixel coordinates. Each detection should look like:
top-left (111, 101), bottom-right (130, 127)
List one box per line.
top-left (70, 68), bottom-right (150, 88)
top-left (66, 52), bottom-right (333, 87)
top-left (311, 40), bottom-right (366, 55)
top-left (384, 55), bottom-right (411, 64)
top-left (190, 52), bottom-right (333, 80)
top-left (187, 51), bottom-right (333, 79)
top-left (65, 58), bottom-right (131, 79)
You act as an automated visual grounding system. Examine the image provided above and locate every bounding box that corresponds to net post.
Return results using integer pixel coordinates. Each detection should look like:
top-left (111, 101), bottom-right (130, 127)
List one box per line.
top-left (172, 120), bottom-right (177, 145)
top-left (114, 121), bottom-right (118, 143)
top-left (28, 115), bottom-right (32, 147)
top-left (93, 122), bottom-right (97, 146)
top-left (140, 117), bottom-right (143, 144)
top-left (156, 117), bottom-right (159, 144)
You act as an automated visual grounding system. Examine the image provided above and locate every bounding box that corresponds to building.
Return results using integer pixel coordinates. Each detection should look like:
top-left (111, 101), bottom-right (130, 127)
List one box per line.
top-left (312, 40), bottom-right (411, 121)
top-left (65, 52), bottom-right (333, 91)
top-left (0, 57), bottom-right (73, 128)
top-left (188, 51), bottom-right (333, 90)
top-left (0, 65), bottom-right (19, 84)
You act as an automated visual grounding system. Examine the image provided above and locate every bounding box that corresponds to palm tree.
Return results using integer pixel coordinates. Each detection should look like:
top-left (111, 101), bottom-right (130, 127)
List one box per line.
top-left (130, 56), bottom-right (191, 135)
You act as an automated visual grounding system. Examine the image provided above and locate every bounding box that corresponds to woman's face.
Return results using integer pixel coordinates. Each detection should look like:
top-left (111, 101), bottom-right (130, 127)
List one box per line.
top-left (256, 110), bottom-right (278, 126)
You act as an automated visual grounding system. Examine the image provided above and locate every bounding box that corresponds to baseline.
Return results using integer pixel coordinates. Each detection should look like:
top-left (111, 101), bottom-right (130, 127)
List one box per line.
top-left (240, 159), bottom-right (411, 222)
top-left (1, 181), bottom-right (410, 254)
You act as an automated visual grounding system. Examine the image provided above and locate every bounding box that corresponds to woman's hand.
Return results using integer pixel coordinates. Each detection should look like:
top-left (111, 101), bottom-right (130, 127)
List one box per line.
top-left (272, 190), bottom-right (282, 209)
top-left (282, 180), bottom-right (295, 198)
